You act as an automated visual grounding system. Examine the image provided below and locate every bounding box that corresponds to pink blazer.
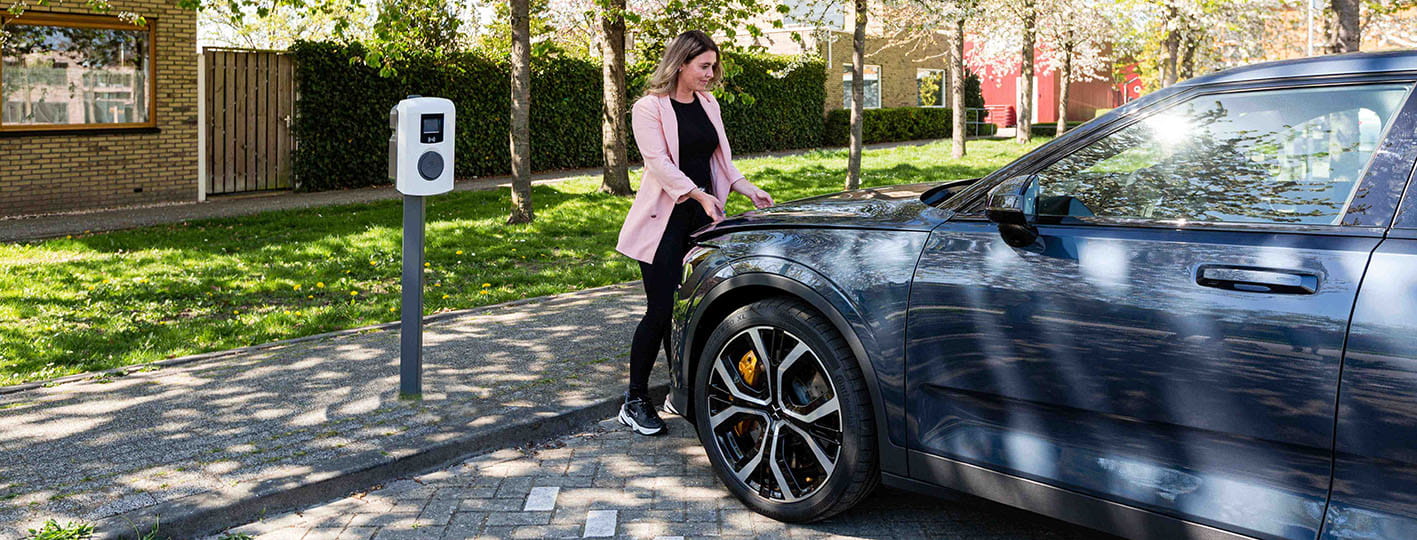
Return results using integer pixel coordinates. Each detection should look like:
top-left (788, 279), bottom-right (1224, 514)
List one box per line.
top-left (616, 91), bottom-right (750, 263)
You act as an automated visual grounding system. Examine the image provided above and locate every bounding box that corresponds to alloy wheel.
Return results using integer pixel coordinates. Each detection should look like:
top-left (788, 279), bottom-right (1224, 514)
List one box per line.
top-left (704, 326), bottom-right (842, 503)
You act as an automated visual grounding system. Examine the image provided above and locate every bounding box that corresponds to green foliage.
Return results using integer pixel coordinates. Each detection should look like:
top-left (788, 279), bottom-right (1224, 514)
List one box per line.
top-left (25, 520), bottom-right (94, 540)
top-left (290, 41), bottom-right (824, 192)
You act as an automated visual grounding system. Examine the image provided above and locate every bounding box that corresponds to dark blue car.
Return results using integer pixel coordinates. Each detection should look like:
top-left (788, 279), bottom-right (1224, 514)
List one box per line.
top-left (665, 51), bottom-right (1417, 540)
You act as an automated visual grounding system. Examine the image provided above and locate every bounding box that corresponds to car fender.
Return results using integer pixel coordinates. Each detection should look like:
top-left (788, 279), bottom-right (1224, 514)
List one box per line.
top-left (680, 256), bottom-right (908, 476)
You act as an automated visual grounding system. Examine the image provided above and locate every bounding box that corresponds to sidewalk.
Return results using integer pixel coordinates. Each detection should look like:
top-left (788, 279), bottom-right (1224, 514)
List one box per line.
top-left (214, 417), bottom-right (1099, 540)
top-left (0, 137), bottom-right (971, 243)
top-left (0, 283), bottom-right (658, 539)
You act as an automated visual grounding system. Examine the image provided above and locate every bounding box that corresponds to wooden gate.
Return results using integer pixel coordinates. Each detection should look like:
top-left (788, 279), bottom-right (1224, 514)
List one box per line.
top-left (203, 48), bottom-right (295, 195)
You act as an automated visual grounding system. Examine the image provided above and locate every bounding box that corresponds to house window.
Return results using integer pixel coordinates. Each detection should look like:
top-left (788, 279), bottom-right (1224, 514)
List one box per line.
top-left (917, 69), bottom-right (946, 107)
top-left (842, 64), bottom-right (880, 109)
top-left (1, 12), bottom-right (156, 132)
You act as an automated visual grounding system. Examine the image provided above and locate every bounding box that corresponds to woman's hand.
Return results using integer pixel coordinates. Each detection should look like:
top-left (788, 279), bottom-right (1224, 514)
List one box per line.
top-left (744, 185), bottom-right (775, 209)
top-left (691, 188), bottom-right (725, 223)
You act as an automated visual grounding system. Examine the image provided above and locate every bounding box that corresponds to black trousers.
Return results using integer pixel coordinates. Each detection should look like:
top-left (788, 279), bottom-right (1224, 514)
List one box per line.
top-left (628, 201), bottom-right (711, 399)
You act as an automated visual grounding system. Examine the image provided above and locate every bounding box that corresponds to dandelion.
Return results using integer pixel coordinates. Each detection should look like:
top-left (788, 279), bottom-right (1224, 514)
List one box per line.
top-left (390, 307), bottom-right (397, 312)
top-left (307, 295), bottom-right (314, 299)
top-left (233, 310), bottom-right (240, 315)
top-left (482, 283), bottom-right (491, 288)
top-left (424, 262), bottom-right (430, 267)
top-left (479, 290), bottom-right (490, 295)
top-left (455, 250), bottom-right (463, 255)
top-left (293, 284), bottom-right (301, 291)
top-left (370, 261), bottom-right (377, 266)
top-left (350, 291), bottom-right (359, 296)
top-left (316, 282), bottom-right (325, 288)
top-left (442, 294), bottom-right (449, 299)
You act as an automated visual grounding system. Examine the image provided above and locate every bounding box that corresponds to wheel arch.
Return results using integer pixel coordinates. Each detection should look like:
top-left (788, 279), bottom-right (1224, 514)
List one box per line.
top-left (681, 270), bottom-right (908, 475)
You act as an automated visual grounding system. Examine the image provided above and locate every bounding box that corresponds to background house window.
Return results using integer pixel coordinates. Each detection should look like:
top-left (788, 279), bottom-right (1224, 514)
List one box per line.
top-left (1, 13), bottom-right (155, 131)
top-left (842, 64), bottom-right (880, 109)
top-left (917, 69), bottom-right (946, 107)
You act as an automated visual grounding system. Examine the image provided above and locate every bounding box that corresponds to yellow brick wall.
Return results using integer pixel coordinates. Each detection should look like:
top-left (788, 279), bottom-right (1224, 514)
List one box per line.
top-left (0, 0), bottom-right (197, 217)
top-left (819, 32), bottom-right (951, 113)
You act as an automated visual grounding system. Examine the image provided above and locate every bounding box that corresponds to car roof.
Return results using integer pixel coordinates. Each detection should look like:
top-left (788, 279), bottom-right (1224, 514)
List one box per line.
top-left (1178, 50), bottom-right (1417, 87)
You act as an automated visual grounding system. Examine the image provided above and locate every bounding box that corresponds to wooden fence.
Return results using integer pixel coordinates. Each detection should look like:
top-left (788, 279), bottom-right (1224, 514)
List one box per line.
top-left (203, 48), bottom-right (296, 195)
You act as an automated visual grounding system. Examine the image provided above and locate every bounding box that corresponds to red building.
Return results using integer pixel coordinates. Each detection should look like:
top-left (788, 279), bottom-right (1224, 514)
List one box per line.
top-left (966, 41), bottom-right (1143, 129)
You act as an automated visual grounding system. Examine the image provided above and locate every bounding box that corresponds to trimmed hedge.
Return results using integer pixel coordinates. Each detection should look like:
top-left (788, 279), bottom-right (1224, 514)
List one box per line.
top-left (1030, 121), bottom-right (1088, 137)
top-left (289, 41), bottom-right (824, 191)
top-left (822, 72), bottom-right (988, 146)
top-left (823, 107), bottom-right (997, 146)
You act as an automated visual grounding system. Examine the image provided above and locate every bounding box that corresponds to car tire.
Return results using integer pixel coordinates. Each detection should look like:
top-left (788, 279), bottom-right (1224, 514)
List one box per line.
top-left (692, 297), bottom-right (878, 522)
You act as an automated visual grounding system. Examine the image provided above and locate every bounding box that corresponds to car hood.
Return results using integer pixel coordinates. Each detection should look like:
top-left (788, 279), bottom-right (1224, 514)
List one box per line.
top-left (696, 182), bottom-right (957, 239)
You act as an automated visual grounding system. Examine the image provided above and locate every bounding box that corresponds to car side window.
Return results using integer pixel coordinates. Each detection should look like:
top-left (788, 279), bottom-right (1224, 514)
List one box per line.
top-left (1034, 83), bottom-right (1413, 225)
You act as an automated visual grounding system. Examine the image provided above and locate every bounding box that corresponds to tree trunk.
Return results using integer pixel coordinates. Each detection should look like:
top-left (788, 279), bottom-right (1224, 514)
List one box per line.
top-left (1326, 0), bottom-right (1361, 53)
top-left (508, 0), bottom-right (533, 224)
top-left (1056, 44), bottom-right (1071, 136)
top-left (846, 0), bottom-right (867, 191)
top-left (1161, 5), bottom-right (1180, 87)
top-left (599, 0), bottom-right (632, 196)
top-left (950, 16), bottom-right (966, 159)
top-left (1179, 36), bottom-right (1198, 80)
top-left (1015, 0), bottom-right (1036, 144)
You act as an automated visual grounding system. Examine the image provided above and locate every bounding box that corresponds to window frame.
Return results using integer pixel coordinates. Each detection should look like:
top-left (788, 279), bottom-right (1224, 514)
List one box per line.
top-left (943, 75), bottom-right (1417, 235)
top-left (0, 11), bottom-right (158, 133)
top-left (842, 63), bottom-right (881, 109)
top-left (917, 68), bottom-right (946, 108)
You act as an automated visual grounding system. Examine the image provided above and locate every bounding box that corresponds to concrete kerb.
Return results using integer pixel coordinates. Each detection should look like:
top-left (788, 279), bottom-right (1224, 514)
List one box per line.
top-left (93, 382), bottom-right (670, 540)
top-left (0, 280), bottom-right (644, 396)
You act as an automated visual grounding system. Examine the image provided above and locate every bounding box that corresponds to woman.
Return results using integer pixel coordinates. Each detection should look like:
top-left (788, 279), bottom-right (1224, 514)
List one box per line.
top-left (616, 30), bottom-right (775, 436)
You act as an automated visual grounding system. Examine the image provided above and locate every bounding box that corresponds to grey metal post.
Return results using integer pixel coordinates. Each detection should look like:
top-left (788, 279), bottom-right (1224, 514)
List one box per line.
top-left (400, 194), bottom-right (425, 400)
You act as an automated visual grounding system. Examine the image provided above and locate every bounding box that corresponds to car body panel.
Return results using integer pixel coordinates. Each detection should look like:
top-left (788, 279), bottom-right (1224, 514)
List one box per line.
top-left (905, 220), bottom-right (1377, 540)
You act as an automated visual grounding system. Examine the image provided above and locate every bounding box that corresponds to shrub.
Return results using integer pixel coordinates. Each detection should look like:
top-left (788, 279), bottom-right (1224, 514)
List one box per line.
top-left (289, 42), bottom-right (825, 191)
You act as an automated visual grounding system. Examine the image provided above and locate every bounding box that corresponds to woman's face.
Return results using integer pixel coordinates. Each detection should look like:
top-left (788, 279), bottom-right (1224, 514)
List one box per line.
top-left (677, 51), bottom-right (717, 93)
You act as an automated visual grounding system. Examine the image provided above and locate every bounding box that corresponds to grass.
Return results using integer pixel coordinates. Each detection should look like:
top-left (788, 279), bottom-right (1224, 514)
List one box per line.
top-left (0, 138), bottom-right (1045, 385)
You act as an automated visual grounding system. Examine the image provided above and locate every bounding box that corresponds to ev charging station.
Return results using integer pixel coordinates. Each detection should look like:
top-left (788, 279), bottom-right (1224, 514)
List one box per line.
top-left (390, 96), bottom-right (455, 399)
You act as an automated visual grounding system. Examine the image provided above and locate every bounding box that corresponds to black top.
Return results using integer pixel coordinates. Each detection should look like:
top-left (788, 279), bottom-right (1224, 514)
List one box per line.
top-left (672, 95), bottom-right (719, 195)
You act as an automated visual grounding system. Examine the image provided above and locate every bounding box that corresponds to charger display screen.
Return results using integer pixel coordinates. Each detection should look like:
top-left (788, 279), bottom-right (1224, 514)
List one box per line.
top-left (420, 114), bottom-right (444, 144)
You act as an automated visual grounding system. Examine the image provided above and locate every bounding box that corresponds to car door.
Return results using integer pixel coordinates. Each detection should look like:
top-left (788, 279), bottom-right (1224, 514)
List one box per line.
top-left (905, 81), bottom-right (1416, 540)
top-left (1322, 147), bottom-right (1417, 539)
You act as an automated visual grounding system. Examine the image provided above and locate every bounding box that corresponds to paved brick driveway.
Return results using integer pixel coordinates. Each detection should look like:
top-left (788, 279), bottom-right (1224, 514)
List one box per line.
top-left (215, 417), bottom-right (1106, 540)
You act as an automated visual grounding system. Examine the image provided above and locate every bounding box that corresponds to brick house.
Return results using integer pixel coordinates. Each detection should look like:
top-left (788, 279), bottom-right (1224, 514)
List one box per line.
top-left (0, 0), bottom-right (197, 218)
top-left (725, 1), bottom-right (955, 114)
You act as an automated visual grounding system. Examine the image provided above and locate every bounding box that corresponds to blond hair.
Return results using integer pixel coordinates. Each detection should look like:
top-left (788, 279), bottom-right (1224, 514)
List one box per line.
top-left (644, 30), bottom-right (722, 97)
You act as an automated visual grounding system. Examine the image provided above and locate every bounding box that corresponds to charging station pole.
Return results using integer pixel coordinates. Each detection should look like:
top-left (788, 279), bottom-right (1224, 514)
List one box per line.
top-left (390, 96), bottom-right (455, 401)
top-left (400, 194), bottom-right (425, 399)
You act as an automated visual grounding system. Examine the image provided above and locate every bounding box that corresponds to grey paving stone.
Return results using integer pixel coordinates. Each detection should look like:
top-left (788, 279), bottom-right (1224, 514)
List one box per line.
top-left (1, 284), bottom-right (656, 531)
top-left (486, 510), bottom-right (552, 527)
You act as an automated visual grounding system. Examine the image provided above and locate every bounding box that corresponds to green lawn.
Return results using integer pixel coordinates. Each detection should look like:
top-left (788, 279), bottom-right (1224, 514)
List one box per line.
top-left (0, 138), bottom-right (1045, 385)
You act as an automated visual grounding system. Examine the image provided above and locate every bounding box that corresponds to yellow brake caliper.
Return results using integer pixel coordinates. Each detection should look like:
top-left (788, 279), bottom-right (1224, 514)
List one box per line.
top-left (733, 350), bottom-right (762, 436)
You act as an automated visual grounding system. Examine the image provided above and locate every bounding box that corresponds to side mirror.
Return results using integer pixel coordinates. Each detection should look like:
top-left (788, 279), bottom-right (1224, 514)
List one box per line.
top-left (985, 175), bottom-right (1040, 248)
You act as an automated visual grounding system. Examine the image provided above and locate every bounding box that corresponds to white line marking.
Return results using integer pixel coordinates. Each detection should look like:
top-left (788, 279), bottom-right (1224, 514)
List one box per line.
top-left (583, 509), bottom-right (617, 537)
top-left (524, 486), bottom-right (559, 511)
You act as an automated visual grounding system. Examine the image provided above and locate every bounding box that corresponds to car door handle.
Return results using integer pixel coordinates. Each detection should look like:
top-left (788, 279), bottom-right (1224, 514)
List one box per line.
top-left (1196, 265), bottom-right (1319, 294)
